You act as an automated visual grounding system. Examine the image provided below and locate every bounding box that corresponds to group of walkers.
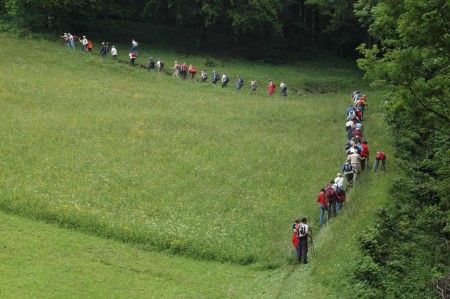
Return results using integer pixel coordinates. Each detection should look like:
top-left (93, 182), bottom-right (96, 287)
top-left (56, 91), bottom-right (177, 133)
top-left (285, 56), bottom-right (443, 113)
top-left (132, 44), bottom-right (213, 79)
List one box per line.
top-left (60, 34), bottom-right (289, 97)
top-left (293, 91), bottom-right (387, 265)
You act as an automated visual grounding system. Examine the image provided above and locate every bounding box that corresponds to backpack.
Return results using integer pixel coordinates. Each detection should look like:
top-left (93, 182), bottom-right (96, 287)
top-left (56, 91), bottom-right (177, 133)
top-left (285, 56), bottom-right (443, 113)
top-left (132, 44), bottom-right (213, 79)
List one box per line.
top-left (325, 185), bottom-right (334, 199)
top-left (296, 223), bottom-right (307, 238)
top-left (335, 185), bottom-right (346, 202)
top-left (160, 61), bottom-right (164, 67)
top-left (344, 163), bottom-right (353, 172)
top-left (224, 75), bottom-right (229, 82)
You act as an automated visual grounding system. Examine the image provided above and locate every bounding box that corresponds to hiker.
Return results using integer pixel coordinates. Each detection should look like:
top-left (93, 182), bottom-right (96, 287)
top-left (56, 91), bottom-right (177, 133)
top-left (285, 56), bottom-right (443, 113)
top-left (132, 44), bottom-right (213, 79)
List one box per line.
top-left (111, 46), bottom-right (117, 59)
top-left (236, 75), bottom-right (244, 90)
top-left (317, 188), bottom-right (330, 226)
top-left (347, 149), bottom-right (362, 182)
top-left (325, 182), bottom-right (337, 217)
top-left (157, 58), bottom-right (164, 73)
top-left (80, 36), bottom-right (88, 52)
top-left (129, 52), bottom-right (136, 65)
top-left (130, 39), bottom-right (139, 56)
top-left (334, 173), bottom-right (344, 189)
top-left (346, 120), bottom-right (355, 140)
top-left (373, 151), bottom-right (386, 172)
top-left (280, 81), bottom-right (287, 96)
top-left (87, 40), bottom-right (93, 52)
top-left (292, 218), bottom-right (301, 252)
top-left (346, 105), bottom-right (355, 119)
top-left (188, 65), bottom-right (197, 80)
top-left (267, 80), bottom-right (276, 96)
top-left (334, 184), bottom-right (346, 213)
top-left (172, 61), bottom-right (180, 78)
top-left (67, 33), bottom-right (75, 49)
top-left (100, 42), bottom-right (107, 57)
top-left (180, 63), bottom-right (187, 79)
top-left (250, 80), bottom-right (258, 93)
top-left (60, 33), bottom-right (69, 48)
top-left (342, 162), bottom-right (355, 188)
top-left (212, 70), bottom-right (219, 86)
top-left (357, 96), bottom-right (367, 119)
top-left (221, 73), bottom-right (229, 88)
top-left (360, 141), bottom-right (370, 170)
top-left (147, 57), bottom-right (155, 71)
top-left (200, 71), bottom-right (208, 82)
top-left (294, 217), bottom-right (311, 264)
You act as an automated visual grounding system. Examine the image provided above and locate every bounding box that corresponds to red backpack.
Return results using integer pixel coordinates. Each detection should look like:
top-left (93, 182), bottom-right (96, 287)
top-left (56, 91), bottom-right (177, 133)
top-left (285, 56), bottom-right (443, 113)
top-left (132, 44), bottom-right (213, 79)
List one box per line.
top-left (325, 185), bottom-right (334, 199)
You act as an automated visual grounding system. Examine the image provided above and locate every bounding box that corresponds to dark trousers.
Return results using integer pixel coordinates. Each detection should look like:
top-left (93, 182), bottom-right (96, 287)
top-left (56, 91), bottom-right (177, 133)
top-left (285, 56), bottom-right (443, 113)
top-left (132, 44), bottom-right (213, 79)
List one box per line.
top-left (297, 237), bottom-right (308, 263)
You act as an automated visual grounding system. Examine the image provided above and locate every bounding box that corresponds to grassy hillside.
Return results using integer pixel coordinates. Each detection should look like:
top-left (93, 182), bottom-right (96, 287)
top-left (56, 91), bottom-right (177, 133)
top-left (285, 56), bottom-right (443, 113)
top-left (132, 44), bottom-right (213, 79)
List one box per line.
top-left (0, 33), bottom-right (397, 297)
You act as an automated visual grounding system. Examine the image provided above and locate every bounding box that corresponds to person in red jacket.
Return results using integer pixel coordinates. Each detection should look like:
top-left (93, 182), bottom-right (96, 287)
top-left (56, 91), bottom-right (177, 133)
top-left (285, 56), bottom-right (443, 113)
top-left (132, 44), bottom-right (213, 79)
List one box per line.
top-left (360, 140), bottom-right (370, 170)
top-left (267, 80), bottom-right (276, 96)
top-left (317, 188), bottom-right (330, 226)
top-left (373, 151), bottom-right (386, 172)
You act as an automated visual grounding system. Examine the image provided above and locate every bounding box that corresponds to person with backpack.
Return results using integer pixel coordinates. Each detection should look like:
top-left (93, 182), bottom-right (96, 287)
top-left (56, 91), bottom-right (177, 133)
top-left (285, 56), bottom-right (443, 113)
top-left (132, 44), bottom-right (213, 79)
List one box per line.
top-left (360, 141), bottom-right (370, 170)
top-left (87, 40), bottom-right (93, 52)
top-left (212, 70), bottom-right (219, 86)
top-left (221, 73), bottom-right (229, 88)
top-left (334, 184), bottom-right (346, 213)
top-left (357, 96), bottom-right (367, 119)
top-left (129, 51), bottom-right (136, 66)
top-left (200, 71), bottom-right (208, 82)
top-left (188, 65), bottom-right (197, 80)
top-left (347, 148), bottom-right (362, 183)
top-left (250, 80), bottom-right (258, 93)
top-left (317, 188), bottom-right (330, 227)
top-left (236, 75), bottom-right (244, 90)
top-left (157, 58), bottom-right (164, 73)
top-left (334, 173), bottom-right (344, 189)
top-left (280, 81), bottom-right (287, 96)
top-left (373, 151), bottom-right (386, 172)
top-left (325, 181), bottom-right (337, 217)
top-left (343, 162), bottom-right (355, 188)
top-left (100, 42), bottom-right (107, 57)
top-left (293, 217), bottom-right (312, 264)
top-left (147, 57), bottom-right (155, 71)
top-left (180, 63), bottom-right (188, 79)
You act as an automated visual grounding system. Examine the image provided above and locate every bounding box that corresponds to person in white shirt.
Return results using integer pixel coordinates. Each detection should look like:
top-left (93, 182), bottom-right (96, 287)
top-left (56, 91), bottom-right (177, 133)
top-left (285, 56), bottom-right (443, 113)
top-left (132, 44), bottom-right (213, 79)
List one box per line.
top-left (80, 36), bottom-right (88, 52)
top-left (334, 173), bottom-right (344, 189)
top-left (111, 46), bottom-right (117, 59)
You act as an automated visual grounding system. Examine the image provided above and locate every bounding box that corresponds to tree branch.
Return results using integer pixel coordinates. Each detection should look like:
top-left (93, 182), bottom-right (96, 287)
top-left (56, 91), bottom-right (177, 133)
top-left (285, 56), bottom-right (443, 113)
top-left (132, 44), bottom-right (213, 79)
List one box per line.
top-left (404, 83), bottom-right (450, 124)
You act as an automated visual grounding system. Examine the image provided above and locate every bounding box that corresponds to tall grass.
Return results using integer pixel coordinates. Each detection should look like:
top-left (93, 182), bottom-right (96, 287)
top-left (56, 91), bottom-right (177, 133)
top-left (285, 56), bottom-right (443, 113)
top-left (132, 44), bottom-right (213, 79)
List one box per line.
top-left (0, 33), bottom-right (370, 266)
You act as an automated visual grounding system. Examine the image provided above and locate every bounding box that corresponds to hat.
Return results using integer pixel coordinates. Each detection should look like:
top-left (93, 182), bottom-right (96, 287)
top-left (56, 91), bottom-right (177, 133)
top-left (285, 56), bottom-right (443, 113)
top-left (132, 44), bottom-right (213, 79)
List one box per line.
top-left (337, 173), bottom-right (342, 177)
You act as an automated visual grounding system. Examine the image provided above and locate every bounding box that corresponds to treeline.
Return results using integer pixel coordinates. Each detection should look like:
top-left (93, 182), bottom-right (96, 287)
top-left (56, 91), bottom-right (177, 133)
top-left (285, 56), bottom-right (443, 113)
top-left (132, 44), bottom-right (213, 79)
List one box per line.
top-left (0, 0), bottom-right (370, 58)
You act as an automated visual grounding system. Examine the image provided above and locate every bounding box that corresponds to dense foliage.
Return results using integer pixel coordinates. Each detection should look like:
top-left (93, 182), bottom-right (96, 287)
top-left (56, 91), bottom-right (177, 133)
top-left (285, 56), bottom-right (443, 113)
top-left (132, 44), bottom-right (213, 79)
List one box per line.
top-left (354, 0), bottom-right (449, 297)
top-left (0, 0), bottom-right (368, 57)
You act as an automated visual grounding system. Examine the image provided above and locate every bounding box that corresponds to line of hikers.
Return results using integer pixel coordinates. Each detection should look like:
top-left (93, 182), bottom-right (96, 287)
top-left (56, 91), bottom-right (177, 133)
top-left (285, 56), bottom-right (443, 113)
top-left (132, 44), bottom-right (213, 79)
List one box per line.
top-left (293, 91), bottom-right (387, 264)
top-left (59, 34), bottom-right (289, 96)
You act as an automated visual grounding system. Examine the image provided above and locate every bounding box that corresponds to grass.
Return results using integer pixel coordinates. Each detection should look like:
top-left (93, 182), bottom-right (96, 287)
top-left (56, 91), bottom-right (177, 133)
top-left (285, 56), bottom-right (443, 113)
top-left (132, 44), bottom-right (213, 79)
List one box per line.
top-left (0, 32), bottom-right (398, 297)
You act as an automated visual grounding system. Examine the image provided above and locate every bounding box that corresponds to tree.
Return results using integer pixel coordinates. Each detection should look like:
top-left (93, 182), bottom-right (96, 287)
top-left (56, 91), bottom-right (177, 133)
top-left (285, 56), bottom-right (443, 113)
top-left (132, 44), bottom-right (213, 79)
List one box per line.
top-left (353, 0), bottom-right (450, 296)
top-left (356, 0), bottom-right (449, 134)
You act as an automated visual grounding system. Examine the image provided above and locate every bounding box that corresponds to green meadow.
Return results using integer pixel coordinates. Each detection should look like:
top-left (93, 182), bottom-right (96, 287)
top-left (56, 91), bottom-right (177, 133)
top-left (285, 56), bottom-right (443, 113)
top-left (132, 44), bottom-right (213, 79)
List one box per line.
top-left (0, 33), bottom-right (397, 297)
